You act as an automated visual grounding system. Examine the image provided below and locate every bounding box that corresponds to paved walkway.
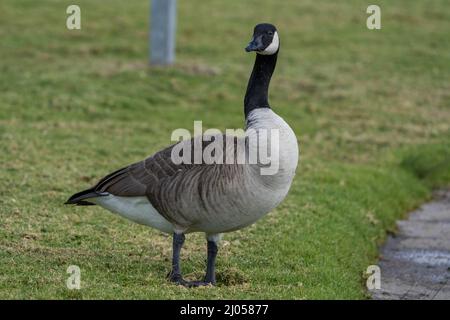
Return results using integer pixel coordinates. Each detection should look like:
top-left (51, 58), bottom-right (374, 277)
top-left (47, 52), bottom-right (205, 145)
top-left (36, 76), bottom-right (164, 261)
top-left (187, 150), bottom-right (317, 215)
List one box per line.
top-left (372, 189), bottom-right (450, 300)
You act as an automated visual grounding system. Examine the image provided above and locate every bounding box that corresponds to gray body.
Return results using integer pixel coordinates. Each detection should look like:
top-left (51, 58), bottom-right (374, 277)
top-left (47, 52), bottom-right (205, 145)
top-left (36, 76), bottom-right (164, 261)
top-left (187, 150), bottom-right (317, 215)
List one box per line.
top-left (85, 108), bottom-right (298, 235)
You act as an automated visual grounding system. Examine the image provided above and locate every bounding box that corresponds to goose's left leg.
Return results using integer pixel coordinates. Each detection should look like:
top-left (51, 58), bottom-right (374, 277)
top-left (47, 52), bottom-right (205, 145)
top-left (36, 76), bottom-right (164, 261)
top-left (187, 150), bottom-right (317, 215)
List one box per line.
top-left (179, 233), bottom-right (221, 287)
top-left (203, 233), bottom-right (221, 285)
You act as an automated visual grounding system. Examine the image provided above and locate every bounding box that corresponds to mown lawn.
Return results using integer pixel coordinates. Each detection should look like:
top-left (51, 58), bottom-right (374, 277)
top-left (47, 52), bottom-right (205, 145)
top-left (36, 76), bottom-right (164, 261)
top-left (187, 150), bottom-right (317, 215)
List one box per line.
top-left (0, 0), bottom-right (449, 299)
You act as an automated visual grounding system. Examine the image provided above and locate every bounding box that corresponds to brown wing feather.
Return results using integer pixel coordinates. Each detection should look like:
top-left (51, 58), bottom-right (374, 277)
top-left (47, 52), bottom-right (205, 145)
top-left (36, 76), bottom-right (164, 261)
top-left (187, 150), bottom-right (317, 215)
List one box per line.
top-left (92, 145), bottom-right (176, 197)
top-left (91, 136), bottom-right (239, 192)
top-left (90, 135), bottom-right (245, 227)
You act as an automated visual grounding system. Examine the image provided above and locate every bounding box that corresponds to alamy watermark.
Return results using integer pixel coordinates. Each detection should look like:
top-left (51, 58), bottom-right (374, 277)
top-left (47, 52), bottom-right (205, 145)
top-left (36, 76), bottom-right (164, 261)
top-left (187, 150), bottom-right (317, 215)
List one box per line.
top-left (170, 121), bottom-right (280, 175)
top-left (366, 5), bottom-right (381, 30)
top-left (66, 265), bottom-right (81, 290)
top-left (66, 5), bottom-right (81, 30)
top-left (366, 265), bottom-right (381, 290)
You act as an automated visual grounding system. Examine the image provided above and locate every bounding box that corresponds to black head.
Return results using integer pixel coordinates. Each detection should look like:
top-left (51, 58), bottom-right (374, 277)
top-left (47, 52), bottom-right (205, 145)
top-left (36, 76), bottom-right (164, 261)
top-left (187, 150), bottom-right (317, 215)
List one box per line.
top-left (245, 23), bottom-right (279, 55)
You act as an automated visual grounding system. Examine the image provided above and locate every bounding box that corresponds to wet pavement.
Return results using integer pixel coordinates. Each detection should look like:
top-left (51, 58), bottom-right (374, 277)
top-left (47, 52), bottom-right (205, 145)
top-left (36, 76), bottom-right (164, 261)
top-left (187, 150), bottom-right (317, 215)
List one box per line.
top-left (372, 189), bottom-right (450, 300)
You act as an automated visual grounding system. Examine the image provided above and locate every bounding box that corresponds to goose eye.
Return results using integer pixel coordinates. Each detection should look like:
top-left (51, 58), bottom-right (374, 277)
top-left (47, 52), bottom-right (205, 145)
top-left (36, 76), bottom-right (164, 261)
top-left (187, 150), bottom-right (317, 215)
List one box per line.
top-left (267, 31), bottom-right (274, 36)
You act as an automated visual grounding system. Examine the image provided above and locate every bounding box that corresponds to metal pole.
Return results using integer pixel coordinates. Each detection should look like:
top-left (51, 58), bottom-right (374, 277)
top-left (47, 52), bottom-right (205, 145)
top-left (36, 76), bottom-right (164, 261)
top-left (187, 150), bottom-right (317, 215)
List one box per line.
top-left (150, 0), bottom-right (177, 65)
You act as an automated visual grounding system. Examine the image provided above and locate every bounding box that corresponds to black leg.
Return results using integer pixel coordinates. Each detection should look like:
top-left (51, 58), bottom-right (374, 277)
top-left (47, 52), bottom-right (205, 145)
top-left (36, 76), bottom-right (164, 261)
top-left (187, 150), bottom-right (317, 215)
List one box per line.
top-left (184, 237), bottom-right (219, 287)
top-left (168, 233), bottom-right (187, 285)
top-left (204, 240), bottom-right (218, 284)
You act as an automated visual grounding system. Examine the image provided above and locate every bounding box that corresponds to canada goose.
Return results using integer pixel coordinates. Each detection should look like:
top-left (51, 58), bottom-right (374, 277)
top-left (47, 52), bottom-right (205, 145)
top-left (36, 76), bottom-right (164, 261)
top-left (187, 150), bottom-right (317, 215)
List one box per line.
top-left (66, 23), bottom-right (299, 287)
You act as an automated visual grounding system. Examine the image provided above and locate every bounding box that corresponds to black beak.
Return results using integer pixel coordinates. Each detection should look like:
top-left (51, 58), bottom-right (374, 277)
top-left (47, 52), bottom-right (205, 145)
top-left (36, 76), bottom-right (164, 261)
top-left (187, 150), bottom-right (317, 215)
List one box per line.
top-left (245, 35), bottom-right (264, 52)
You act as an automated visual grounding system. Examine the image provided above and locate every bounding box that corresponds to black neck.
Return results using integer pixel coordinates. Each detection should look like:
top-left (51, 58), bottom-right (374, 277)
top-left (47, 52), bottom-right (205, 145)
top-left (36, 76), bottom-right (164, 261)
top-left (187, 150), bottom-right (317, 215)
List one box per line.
top-left (244, 51), bottom-right (278, 118)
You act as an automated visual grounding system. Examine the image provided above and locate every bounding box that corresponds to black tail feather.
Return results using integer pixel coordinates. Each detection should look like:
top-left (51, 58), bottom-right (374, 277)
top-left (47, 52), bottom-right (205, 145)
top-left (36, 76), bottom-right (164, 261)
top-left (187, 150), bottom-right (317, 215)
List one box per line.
top-left (65, 189), bottom-right (108, 206)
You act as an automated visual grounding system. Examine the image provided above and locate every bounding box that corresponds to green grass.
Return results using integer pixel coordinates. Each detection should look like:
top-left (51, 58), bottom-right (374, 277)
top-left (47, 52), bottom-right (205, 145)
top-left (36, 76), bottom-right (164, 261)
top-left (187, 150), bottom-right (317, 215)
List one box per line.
top-left (0, 0), bottom-right (449, 299)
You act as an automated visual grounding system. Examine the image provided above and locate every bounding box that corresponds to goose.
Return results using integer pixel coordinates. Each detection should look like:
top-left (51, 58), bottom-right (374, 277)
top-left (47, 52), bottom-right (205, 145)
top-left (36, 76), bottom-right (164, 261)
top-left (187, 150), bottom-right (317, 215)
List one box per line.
top-left (66, 23), bottom-right (299, 287)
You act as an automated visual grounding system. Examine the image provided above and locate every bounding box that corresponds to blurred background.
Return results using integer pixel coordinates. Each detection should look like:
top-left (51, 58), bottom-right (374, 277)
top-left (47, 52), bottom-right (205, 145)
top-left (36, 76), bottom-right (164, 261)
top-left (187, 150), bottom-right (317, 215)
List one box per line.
top-left (0, 0), bottom-right (449, 299)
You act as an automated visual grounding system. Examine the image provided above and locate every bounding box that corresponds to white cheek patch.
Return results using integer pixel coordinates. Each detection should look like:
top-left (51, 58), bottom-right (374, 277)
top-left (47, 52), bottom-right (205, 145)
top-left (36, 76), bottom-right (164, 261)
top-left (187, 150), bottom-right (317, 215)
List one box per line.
top-left (258, 31), bottom-right (279, 55)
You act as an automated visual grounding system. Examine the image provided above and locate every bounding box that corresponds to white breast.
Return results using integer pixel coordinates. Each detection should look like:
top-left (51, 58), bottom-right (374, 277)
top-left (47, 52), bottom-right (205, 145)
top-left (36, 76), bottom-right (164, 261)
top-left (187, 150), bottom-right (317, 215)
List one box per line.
top-left (246, 108), bottom-right (299, 198)
top-left (246, 108), bottom-right (299, 176)
top-left (90, 195), bottom-right (174, 234)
